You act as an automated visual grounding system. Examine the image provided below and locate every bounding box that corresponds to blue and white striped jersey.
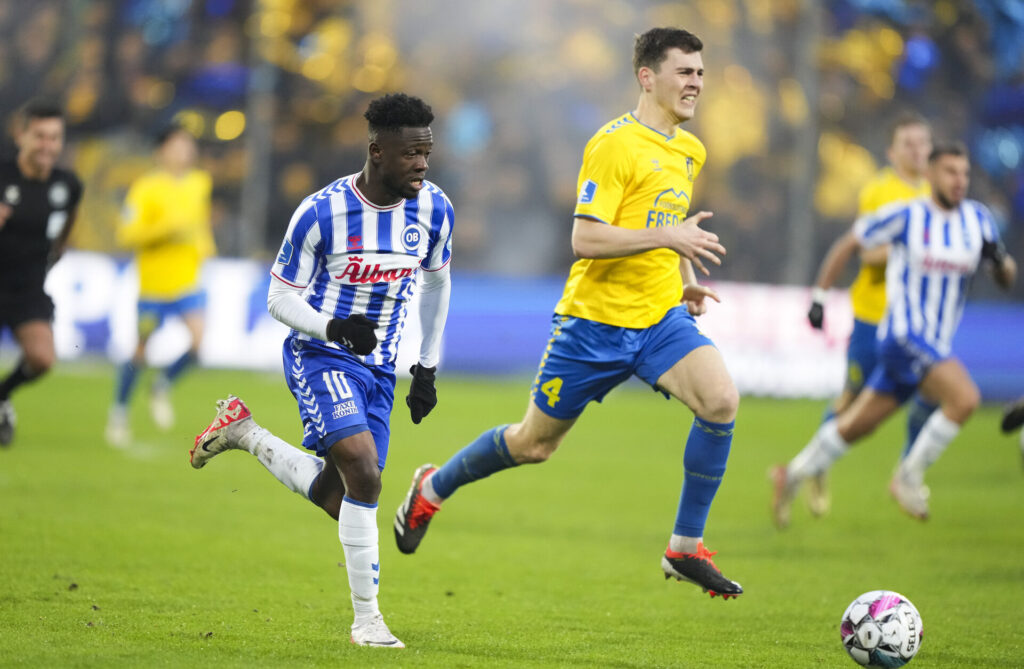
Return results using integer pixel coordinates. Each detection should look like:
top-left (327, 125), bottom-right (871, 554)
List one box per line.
top-left (271, 173), bottom-right (453, 367)
top-left (853, 197), bottom-right (999, 356)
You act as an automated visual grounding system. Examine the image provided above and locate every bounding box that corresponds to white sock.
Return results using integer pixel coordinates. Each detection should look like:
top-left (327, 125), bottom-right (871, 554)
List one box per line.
top-left (787, 419), bottom-right (849, 482)
top-left (669, 535), bottom-right (702, 554)
top-left (339, 498), bottom-right (380, 625)
top-left (238, 425), bottom-right (324, 500)
top-left (421, 471), bottom-right (443, 505)
top-left (900, 411), bottom-right (960, 484)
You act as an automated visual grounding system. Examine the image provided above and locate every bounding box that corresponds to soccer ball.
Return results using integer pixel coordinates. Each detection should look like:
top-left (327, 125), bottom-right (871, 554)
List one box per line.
top-left (840, 590), bottom-right (923, 667)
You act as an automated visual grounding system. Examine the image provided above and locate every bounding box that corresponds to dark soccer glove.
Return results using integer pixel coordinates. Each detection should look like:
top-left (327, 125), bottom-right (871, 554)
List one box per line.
top-left (981, 239), bottom-right (1008, 265)
top-left (406, 364), bottom-right (437, 424)
top-left (807, 287), bottom-right (826, 330)
top-left (327, 315), bottom-right (377, 355)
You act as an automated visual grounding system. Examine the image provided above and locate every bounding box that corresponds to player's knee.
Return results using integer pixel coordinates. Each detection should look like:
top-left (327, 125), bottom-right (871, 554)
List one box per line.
top-left (696, 386), bottom-right (739, 424)
top-left (514, 437), bottom-right (560, 464)
top-left (24, 348), bottom-right (54, 375)
top-left (947, 384), bottom-right (980, 423)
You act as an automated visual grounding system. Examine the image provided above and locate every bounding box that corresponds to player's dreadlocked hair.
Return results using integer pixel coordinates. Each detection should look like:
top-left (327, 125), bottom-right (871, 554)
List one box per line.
top-left (364, 94), bottom-right (434, 137)
top-left (633, 28), bottom-right (703, 75)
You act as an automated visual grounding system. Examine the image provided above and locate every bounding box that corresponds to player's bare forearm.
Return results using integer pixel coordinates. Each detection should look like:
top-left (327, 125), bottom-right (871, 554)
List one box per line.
top-left (859, 243), bottom-right (889, 266)
top-left (814, 231), bottom-right (860, 289)
top-left (571, 213), bottom-right (725, 275)
top-left (994, 255), bottom-right (1017, 290)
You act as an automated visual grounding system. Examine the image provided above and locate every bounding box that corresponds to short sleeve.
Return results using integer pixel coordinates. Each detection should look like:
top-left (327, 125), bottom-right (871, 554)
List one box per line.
top-left (271, 198), bottom-right (323, 288)
top-left (853, 200), bottom-right (910, 248)
top-left (573, 133), bottom-right (632, 225)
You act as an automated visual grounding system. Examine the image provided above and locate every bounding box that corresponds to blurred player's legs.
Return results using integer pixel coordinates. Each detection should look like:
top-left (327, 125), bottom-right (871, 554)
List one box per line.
top-left (0, 319), bottom-right (56, 446)
top-left (894, 359), bottom-right (978, 520)
top-left (775, 389), bottom-right (901, 528)
top-left (108, 297), bottom-right (203, 446)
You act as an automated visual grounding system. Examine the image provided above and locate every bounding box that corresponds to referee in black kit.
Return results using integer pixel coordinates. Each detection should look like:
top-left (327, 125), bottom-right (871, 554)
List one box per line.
top-left (0, 99), bottom-right (82, 446)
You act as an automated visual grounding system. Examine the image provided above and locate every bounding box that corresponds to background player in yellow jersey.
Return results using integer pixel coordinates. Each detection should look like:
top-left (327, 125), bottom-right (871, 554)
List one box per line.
top-left (105, 125), bottom-right (215, 447)
top-left (789, 114), bottom-right (932, 522)
top-left (393, 28), bottom-right (743, 599)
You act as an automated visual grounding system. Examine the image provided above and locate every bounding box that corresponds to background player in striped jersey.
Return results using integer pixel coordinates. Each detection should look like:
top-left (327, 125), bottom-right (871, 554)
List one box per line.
top-left (798, 114), bottom-right (933, 520)
top-left (0, 99), bottom-right (82, 446)
top-left (105, 125), bottom-right (216, 447)
top-left (394, 28), bottom-right (744, 600)
top-left (189, 94), bottom-right (453, 648)
top-left (773, 142), bottom-right (1016, 522)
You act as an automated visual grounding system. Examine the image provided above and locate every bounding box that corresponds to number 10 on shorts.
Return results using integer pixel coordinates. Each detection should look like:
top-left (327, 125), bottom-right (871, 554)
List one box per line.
top-left (322, 370), bottom-right (353, 402)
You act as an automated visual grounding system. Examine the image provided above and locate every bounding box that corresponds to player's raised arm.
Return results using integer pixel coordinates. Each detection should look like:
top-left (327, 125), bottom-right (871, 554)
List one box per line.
top-left (570, 210), bottom-right (725, 274)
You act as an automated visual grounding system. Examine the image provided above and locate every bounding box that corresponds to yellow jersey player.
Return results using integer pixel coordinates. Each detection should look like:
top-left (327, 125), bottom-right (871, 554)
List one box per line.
top-left (778, 114), bottom-right (932, 525)
top-left (106, 125), bottom-right (215, 447)
top-left (393, 27), bottom-right (744, 599)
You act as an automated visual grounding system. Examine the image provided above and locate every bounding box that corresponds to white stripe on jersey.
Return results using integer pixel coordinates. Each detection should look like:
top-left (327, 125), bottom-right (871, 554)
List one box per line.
top-left (854, 197), bottom-right (999, 356)
top-left (271, 173), bottom-right (454, 367)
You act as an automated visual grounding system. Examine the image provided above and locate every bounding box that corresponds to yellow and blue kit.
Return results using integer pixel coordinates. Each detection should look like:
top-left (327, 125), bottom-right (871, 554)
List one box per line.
top-left (554, 112), bottom-right (705, 329)
top-left (535, 113), bottom-right (713, 419)
top-left (117, 168), bottom-right (215, 302)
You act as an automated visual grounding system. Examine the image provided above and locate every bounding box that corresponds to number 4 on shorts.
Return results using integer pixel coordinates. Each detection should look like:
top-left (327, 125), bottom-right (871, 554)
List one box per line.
top-left (540, 377), bottom-right (562, 407)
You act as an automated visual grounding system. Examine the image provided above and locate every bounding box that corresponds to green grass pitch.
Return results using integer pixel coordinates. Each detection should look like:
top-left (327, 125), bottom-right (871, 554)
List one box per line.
top-left (0, 364), bottom-right (1021, 668)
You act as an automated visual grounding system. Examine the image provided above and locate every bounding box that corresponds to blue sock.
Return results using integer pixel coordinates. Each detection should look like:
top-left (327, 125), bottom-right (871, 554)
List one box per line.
top-left (673, 417), bottom-right (734, 538)
top-left (116, 362), bottom-right (139, 405)
top-left (429, 425), bottom-right (517, 500)
top-left (902, 395), bottom-right (937, 459)
top-left (164, 351), bottom-right (198, 384)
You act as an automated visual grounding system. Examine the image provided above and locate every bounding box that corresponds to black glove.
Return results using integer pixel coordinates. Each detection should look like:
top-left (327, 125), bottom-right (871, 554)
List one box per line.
top-left (406, 364), bottom-right (437, 424)
top-left (981, 239), bottom-right (1008, 265)
top-left (807, 301), bottom-right (824, 329)
top-left (327, 315), bottom-right (377, 355)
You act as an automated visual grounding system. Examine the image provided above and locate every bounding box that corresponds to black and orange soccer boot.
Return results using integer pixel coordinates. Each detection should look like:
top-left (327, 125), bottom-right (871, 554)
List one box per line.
top-left (394, 464), bottom-right (441, 554)
top-left (662, 541), bottom-right (743, 600)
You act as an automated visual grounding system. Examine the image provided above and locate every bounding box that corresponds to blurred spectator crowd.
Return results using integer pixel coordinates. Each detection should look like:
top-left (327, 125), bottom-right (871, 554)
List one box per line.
top-left (0, 0), bottom-right (1021, 298)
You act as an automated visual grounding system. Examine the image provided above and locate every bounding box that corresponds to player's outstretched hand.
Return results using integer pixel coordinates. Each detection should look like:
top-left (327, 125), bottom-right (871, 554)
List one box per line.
top-left (668, 211), bottom-right (725, 276)
top-left (682, 283), bottom-right (720, 316)
top-left (327, 314), bottom-right (378, 355)
top-left (807, 287), bottom-right (825, 329)
top-left (807, 303), bottom-right (824, 329)
top-left (406, 364), bottom-right (437, 424)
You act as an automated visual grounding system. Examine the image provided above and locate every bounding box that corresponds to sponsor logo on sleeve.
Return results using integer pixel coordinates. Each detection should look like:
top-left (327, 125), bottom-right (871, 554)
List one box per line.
top-left (578, 180), bottom-right (598, 204)
top-left (276, 239), bottom-right (294, 265)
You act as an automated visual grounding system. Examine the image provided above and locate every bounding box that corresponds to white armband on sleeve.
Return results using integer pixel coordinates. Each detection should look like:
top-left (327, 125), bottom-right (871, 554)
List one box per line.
top-left (267, 275), bottom-right (331, 341)
top-left (416, 264), bottom-right (451, 368)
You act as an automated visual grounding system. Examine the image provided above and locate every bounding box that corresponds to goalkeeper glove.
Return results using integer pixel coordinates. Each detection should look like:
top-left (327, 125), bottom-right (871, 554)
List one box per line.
top-left (807, 287), bottom-right (826, 330)
top-left (406, 364), bottom-right (437, 424)
top-left (327, 314), bottom-right (377, 355)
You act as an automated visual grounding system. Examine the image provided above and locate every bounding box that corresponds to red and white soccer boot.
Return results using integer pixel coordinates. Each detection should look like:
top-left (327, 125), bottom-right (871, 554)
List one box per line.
top-left (190, 395), bottom-right (253, 469)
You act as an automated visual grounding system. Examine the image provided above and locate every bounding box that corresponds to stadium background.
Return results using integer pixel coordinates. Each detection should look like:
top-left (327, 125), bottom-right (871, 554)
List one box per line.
top-left (1, 0), bottom-right (1022, 398)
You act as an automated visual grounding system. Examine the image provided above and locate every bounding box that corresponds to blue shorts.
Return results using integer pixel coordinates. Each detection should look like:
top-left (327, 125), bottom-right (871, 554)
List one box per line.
top-left (530, 306), bottom-right (715, 419)
top-left (865, 332), bottom-right (946, 404)
top-left (845, 318), bottom-right (879, 394)
top-left (282, 336), bottom-right (396, 470)
top-left (138, 292), bottom-right (206, 336)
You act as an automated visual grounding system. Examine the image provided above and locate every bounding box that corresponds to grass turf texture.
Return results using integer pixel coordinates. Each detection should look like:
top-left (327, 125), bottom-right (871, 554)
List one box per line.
top-left (0, 365), bottom-right (1021, 668)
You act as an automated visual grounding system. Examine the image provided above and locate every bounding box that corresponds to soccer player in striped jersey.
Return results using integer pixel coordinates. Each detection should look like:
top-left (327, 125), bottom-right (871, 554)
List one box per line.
top-left (189, 94), bottom-right (453, 648)
top-left (394, 28), bottom-right (744, 600)
top-left (800, 114), bottom-right (933, 518)
top-left (774, 142), bottom-right (1016, 522)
